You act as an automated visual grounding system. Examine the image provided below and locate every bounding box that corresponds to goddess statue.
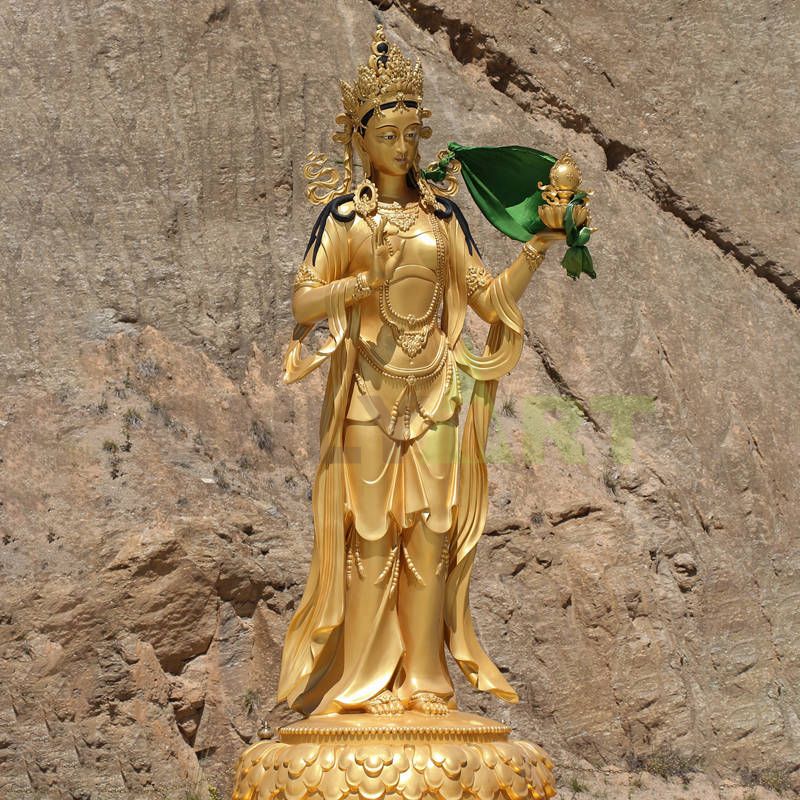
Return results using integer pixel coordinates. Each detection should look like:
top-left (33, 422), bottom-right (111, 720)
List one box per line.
top-left (277, 26), bottom-right (567, 720)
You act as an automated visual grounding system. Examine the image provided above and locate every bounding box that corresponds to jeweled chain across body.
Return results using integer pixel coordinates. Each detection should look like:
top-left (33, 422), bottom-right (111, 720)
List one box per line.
top-left (376, 201), bottom-right (446, 359)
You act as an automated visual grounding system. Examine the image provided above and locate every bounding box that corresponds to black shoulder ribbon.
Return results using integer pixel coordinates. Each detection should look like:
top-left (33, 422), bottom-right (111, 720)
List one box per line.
top-left (434, 198), bottom-right (481, 258)
top-left (304, 194), bottom-right (356, 265)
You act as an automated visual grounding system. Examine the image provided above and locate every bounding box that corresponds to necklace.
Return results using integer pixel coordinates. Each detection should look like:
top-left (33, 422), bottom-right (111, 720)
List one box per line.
top-left (377, 199), bottom-right (419, 232)
top-left (377, 209), bottom-right (446, 358)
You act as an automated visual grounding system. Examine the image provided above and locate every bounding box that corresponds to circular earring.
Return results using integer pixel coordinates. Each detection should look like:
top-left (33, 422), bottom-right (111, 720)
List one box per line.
top-left (354, 176), bottom-right (378, 220)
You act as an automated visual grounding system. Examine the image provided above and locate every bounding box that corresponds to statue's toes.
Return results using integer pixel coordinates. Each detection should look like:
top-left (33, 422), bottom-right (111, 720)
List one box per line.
top-left (409, 692), bottom-right (449, 716)
top-left (365, 690), bottom-right (405, 715)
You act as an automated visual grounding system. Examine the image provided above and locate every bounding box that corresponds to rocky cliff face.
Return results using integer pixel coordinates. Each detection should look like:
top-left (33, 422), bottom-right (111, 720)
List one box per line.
top-left (1, 1), bottom-right (798, 799)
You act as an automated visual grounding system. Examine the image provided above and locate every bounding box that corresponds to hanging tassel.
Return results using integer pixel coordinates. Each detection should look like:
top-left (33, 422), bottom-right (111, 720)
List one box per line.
top-left (354, 536), bottom-right (365, 579)
top-left (375, 545), bottom-right (399, 585)
top-left (401, 540), bottom-right (426, 586)
top-left (435, 532), bottom-right (450, 577)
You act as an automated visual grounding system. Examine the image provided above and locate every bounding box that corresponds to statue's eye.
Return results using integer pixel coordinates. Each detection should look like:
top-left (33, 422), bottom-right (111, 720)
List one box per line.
top-left (383, 133), bottom-right (396, 141)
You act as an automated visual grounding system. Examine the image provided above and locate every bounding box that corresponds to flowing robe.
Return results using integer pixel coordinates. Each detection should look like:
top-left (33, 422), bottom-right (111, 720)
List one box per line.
top-left (278, 195), bottom-right (525, 715)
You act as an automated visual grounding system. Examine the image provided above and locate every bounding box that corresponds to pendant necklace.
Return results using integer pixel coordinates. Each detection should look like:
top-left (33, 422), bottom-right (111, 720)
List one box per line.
top-left (377, 199), bottom-right (419, 232)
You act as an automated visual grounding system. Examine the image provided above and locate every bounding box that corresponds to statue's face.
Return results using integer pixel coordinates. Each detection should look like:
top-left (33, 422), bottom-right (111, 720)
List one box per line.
top-left (361, 107), bottom-right (421, 178)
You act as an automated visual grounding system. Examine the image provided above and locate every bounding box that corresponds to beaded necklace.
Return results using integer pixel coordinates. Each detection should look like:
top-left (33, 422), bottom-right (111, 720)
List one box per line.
top-left (376, 202), bottom-right (446, 358)
top-left (376, 199), bottom-right (419, 231)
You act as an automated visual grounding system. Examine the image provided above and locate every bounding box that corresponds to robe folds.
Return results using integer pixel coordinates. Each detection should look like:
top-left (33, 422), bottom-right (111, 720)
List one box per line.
top-left (278, 197), bottom-right (525, 715)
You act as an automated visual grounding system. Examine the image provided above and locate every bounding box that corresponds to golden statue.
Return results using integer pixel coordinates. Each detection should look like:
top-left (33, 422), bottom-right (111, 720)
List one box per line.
top-left (229, 25), bottom-right (591, 800)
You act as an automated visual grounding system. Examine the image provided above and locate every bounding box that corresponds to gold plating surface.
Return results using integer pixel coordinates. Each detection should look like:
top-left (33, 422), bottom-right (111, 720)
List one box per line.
top-left (279, 711), bottom-right (512, 742)
top-left (276, 23), bottom-right (568, 791)
top-left (232, 713), bottom-right (556, 800)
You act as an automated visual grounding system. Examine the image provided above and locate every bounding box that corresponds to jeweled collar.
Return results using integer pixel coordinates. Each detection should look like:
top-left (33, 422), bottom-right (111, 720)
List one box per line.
top-left (377, 198), bottom-right (420, 209)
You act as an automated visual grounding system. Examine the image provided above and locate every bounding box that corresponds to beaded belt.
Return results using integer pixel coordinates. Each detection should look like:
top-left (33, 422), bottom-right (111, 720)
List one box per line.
top-left (356, 334), bottom-right (449, 385)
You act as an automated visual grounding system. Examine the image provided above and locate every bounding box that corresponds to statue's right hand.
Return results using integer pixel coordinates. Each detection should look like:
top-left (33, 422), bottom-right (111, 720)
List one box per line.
top-left (367, 217), bottom-right (404, 288)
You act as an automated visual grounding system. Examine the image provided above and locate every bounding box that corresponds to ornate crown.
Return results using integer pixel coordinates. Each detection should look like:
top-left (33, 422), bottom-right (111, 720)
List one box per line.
top-left (303, 25), bottom-right (446, 206)
top-left (340, 25), bottom-right (427, 129)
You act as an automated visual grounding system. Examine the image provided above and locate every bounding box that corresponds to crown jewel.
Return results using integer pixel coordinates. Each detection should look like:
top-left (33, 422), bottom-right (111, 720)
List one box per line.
top-left (340, 26), bottom-right (425, 128)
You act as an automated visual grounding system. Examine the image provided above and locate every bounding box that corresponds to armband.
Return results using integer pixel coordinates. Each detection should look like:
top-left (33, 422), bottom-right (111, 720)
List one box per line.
top-left (293, 263), bottom-right (326, 291)
top-left (466, 261), bottom-right (492, 298)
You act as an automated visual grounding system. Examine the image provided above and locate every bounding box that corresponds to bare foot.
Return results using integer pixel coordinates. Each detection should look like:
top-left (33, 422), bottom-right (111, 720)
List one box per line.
top-left (364, 690), bottom-right (405, 715)
top-left (407, 691), bottom-right (449, 716)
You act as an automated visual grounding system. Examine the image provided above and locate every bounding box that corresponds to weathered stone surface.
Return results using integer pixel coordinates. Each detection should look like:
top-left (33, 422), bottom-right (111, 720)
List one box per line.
top-left (0, 1), bottom-right (798, 798)
top-left (393, 0), bottom-right (800, 305)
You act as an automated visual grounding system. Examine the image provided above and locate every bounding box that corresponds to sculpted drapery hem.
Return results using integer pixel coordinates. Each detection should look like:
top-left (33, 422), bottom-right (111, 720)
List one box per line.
top-left (278, 204), bottom-right (524, 715)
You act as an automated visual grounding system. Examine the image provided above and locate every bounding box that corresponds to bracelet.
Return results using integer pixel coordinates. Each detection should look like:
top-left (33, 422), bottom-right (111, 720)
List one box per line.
top-left (522, 241), bottom-right (545, 272)
top-left (352, 272), bottom-right (373, 301)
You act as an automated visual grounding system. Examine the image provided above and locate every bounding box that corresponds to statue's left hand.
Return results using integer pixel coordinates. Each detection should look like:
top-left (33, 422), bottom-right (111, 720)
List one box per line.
top-left (527, 230), bottom-right (567, 253)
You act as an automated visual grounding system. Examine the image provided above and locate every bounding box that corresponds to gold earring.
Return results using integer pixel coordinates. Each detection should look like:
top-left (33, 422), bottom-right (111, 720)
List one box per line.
top-left (353, 176), bottom-right (378, 219)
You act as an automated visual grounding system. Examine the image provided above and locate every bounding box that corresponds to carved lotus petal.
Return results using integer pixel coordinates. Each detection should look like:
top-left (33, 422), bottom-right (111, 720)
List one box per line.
top-left (510, 771), bottom-right (531, 800)
top-left (338, 750), bottom-right (357, 774)
top-left (356, 745), bottom-right (394, 766)
top-left (439, 775), bottom-right (465, 800)
top-left (398, 767), bottom-right (425, 800)
top-left (287, 744), bottom-right (319, 778)
top-left (532, 763), bottom-right (552, 796)
top-left (463, 747), bottom-right (482, 772)
top-left (361, 751), bottom-right (393, 777)
top-left (284, 776), bottom-right (308, 800)
top-left (247, 763), bottom-right (265, 788)
top-left (246, 743), bottom-right (268, 765)
top-left (423, 763), bottom-right (445, 789)
top-left (382, 764), bottom-right (401, 788)
top-left (252, 742), bottom-right (283, 770)
top-left (317, 746), bottom-right (336, 772)
top-left (495, 760), bottom-right (516, 789)
top-left (393, 750), bottom-right (411, 774)
top-left (320, 762), bottom-right (349, 798)
top-left (430, 744), bottom-right (465, 774)
top-left (445, 755), bottom-right (467, 779)
top-left (523, 742), bottom-right (545, 760)
top-left (411, 744), bottom-right (430, 772)
top-left (345, 761), bottom-right (364, 789)
top-left (276, 761), bottom-right (291, 787)
top-left (302, 761), bottom-right (324, 790)
top-left (471, 764), bottom-right (499, 799)
top-left (478, 744), bottom-right (498, 770)
top-left (358, 773), bottom-right (388, 800)
top-left (493, 742), bottom-right (519, 766)
top-left (458, 765), bottom-right (476, 788)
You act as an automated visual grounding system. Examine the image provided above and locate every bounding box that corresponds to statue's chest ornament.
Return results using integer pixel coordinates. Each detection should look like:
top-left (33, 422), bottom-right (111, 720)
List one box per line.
top-left (378, 199), bottom-right (419, 231)
top-left (374, 203), bottom-right (447, 358)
